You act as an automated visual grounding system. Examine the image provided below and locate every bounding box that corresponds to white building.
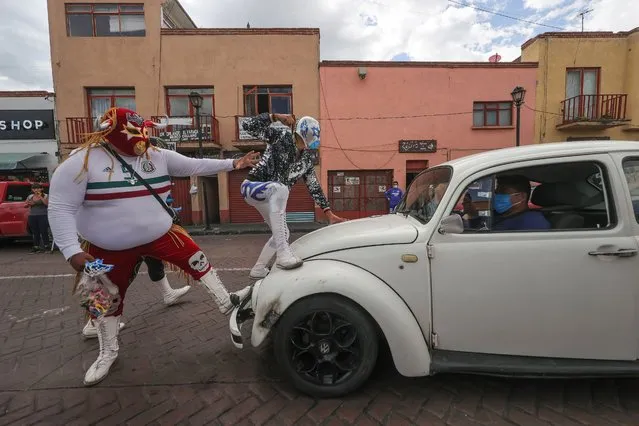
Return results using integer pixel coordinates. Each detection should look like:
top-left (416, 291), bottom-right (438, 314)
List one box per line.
top-left (0, 91), bottom-right (59, 182)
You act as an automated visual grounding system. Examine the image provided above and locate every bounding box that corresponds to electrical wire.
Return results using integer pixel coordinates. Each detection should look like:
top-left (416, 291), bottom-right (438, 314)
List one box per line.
top-left (213, 110), bottom-right (475, 120)
top-left (447, 0), bottom-right (565, 30)
top-left (524, 104), bottom-right (563, 116)
top-left (319, 74), bottom-right (368, 169)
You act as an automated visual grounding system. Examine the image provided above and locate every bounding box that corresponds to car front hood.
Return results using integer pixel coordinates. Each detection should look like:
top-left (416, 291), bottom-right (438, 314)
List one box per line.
top-left (291, 214), bottom-right (419, 259)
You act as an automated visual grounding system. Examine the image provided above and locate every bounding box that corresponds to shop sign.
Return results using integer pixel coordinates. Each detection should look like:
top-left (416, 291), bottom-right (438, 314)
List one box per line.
top-left (159, 126), bottom-right (211, 142)
top-left (398, 139), bottom-right (437, 153)
top-left (0, 110), bottom-right (55, 140)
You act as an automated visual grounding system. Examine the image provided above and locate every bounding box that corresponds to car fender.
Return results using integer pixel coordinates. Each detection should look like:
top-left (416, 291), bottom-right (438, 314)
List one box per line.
top-left (250, 259), bottom-right (432, 377)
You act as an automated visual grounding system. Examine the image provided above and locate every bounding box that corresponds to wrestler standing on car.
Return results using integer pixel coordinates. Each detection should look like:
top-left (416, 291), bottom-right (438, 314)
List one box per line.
top-left (240, 113), bottom-right (346, 279)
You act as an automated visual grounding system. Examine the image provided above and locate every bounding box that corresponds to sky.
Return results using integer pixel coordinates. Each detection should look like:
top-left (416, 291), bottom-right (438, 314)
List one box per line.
top-left (0, 0), bottom-right (636, 91)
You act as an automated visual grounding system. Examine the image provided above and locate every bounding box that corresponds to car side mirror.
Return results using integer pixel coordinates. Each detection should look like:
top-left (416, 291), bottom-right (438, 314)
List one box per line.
top-left (438, 214), bottom-right (464, 235)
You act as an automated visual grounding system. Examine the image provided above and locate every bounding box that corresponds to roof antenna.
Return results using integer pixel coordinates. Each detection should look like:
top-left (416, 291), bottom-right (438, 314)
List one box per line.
top-left (577, 9), bottom-right (593, 32)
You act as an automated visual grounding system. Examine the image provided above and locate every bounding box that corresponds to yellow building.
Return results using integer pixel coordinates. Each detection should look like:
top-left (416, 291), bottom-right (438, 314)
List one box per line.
top-left (521, 28), bottom-right (639, 143)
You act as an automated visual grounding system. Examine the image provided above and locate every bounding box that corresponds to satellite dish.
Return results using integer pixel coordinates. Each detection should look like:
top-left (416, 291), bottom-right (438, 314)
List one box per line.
top-left (489, 53), bottom-right (502, 63)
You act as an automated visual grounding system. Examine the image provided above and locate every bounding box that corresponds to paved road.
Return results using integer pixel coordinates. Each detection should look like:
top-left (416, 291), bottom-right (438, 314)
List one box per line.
top-left (2, 235), bottom-right (639, 425)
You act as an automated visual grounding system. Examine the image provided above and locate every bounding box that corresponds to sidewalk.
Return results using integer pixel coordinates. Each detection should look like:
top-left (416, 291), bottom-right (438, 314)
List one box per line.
top-left (184, 221), bottom-right (326, 236)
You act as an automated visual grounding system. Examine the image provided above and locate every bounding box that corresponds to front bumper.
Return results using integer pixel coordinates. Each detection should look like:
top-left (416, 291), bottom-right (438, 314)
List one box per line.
top-left (229, 280), bottom-right (261, 349)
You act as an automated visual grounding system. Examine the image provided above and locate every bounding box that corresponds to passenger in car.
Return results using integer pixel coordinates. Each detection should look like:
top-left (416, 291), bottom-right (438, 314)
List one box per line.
top-left (493, 175), bottom-right (550, 231)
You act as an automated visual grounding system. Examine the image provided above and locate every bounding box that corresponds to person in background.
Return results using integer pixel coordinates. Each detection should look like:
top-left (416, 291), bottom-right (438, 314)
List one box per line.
top-left (166, 194), bottom-right (182, 214)
top-left (25, 183), bottom-right (50, 253)
top-left (493, 175), bottom-right (550, 231)
top-left (385, 181), bottom-right (404, 213)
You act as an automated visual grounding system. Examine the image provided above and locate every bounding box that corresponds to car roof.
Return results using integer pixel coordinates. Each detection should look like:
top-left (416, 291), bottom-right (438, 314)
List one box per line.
top-left (0, 182), bottom-right (49, 186)
top-left (446, 141), bottom-right (639, 171)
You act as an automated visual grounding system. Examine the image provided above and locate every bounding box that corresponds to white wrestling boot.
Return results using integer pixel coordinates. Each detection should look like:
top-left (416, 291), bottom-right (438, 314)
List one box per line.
top-left (84, 315), bottom-right (120, 386)
top-left (199, 270), bottom-right (252, 315)
top-left (82, 318), bottom-right (125, 339)
top-left (157, 276), bottom-right (191, 306)
top-left (271, 211), bottom-right (303, 270)
top-left (249, 242), bottom-right (276, 279)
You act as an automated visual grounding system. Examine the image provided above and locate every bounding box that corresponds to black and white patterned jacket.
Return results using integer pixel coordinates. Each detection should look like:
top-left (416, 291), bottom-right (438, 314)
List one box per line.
top-left (242, 113), bottom-right (330, 210)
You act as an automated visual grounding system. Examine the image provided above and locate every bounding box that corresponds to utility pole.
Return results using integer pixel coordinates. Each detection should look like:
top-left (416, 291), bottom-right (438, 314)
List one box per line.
top-left (578, 9), bottom-right (593, 32)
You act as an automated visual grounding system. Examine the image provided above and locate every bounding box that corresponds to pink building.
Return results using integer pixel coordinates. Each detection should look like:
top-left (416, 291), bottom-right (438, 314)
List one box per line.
top-left (319, 61), bottom-right (538, 219)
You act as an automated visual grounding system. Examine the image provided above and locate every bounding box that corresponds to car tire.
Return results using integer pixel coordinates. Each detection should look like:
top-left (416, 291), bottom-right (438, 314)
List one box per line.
top-left (272, 294), bottom-right (379, 398)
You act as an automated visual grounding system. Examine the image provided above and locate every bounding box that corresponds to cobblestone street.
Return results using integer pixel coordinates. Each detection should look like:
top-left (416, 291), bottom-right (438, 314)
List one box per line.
top-left (2, 234), bottom-right (639, 425)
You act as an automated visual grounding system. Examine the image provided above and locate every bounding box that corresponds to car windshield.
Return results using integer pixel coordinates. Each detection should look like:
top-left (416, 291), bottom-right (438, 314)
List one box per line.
top-left (396, 166), bottom-right (453, 223)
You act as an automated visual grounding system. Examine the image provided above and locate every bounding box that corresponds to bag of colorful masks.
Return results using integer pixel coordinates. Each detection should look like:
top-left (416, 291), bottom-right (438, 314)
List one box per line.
top-left (73, 259), bottom-right (121, 317)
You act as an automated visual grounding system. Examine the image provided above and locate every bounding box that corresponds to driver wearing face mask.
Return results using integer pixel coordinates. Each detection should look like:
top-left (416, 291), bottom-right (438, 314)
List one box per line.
top-left (493, 175), bottom-right (550, 231)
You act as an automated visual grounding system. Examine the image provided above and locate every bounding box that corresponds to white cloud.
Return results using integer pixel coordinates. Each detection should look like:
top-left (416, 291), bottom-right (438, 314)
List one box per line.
top-left (0, 0), bottom-right (636, 91)
top-left (523, 0), bottom-right (567, 11)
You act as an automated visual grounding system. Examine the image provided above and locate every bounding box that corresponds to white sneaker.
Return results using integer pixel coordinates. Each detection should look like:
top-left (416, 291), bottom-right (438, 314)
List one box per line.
top-left (276, 254), bottom-right (303, 270)
top-left (84, 316), bottom-right (120, 386)
top-left (163, 286), bottom-right (191, 306)
top-left (82, 319), bottom-right (125, 339)
top-left (249, 266), bottom-right (269, 279)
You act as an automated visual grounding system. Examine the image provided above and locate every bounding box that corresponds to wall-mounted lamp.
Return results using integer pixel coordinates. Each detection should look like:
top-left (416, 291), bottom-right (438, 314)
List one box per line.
top-left (357, 67), bottom-right (367, 80)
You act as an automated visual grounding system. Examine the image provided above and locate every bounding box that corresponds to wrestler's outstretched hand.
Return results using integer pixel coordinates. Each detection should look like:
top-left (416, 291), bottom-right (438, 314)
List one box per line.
top-left (233, 151), bottom-right (260, 169)
top-left (326, 210), bottom-right (347, 224)
top-left (69, 252), bottom-right (96, 272)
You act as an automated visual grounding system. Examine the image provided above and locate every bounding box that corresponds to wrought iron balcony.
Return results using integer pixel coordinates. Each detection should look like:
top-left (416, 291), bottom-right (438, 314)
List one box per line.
top-left (65, 117), bottom-right (93, 145)
top-left (558, 94), bottom-right (629, 129)
top-left (150, 114), bottom-right (219, 146)
top-left (65, 115), bottom-right (220, 146)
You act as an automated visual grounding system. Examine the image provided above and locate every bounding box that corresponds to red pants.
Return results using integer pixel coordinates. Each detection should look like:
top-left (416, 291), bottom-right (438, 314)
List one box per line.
top-left (85, 230), bottom-right (211, 317)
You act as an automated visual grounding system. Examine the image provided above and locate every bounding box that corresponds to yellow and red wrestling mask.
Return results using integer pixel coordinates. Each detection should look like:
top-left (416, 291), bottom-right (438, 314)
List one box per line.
top-left (97, 107), bottom-right (166, 156)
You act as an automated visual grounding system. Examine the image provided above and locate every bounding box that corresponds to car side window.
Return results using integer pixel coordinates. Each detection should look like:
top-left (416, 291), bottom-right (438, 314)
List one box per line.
top-left (5, 185), bottom-right (31, 202)
top-left (621, 158), bottom-right (639, 223)
top-left (451, 160), bottom-right (615, 233)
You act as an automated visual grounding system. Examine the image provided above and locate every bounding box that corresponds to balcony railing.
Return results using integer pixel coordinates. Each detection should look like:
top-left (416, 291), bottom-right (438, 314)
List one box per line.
top-left (150, 114), bottom-right (219, 144)
top-left (561, 94), bottom-right (628, 125)
top-left (66, 117), bottom-right (93, 145)
top-left (65, 115), bottom-right (219, 145)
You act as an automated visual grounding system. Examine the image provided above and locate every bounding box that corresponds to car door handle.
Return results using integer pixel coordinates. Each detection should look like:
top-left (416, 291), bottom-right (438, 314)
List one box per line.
top-left (588, 248), bottom-right (638, 257)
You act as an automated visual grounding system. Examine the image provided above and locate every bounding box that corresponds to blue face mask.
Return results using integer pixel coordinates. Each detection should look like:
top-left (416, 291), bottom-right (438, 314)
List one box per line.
top-left (308, 139), bottom-right (320, 150)
top-left (493, 193), bottom-right (512, 214)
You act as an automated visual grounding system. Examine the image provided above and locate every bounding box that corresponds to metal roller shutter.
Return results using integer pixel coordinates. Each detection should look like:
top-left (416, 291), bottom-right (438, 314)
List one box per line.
top-left (228, 170), bottom-right (316, 223)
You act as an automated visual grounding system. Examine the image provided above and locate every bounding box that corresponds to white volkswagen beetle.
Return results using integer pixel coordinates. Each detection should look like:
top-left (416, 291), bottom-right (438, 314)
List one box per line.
top-left (230, 141), bottom-right (639, 398)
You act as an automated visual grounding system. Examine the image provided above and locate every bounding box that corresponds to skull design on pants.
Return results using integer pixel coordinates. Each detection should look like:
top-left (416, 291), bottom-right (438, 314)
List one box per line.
top-left (189, 251), bottom-right (210, 273)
